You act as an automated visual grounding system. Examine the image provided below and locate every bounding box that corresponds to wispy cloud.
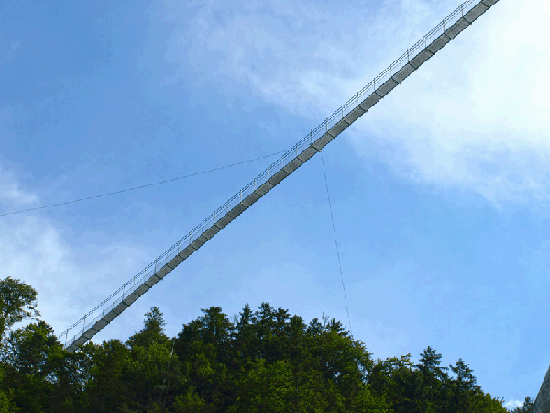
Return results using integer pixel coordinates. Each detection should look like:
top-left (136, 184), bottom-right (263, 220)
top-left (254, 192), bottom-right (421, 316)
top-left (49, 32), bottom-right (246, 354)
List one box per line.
top-left (351, 0), bottom-right (550, 207)
top-left (158, 0), bottom-right (550, 207)
top-left (0, 163), bottom-right (152, 340)
top-left (504, 399), bottom-right (523, 409)
top-left (0, 166), bottom-right (39, 205)
top-left (159, 0), bottom-right (440, 113)
top-left (0, 106), bottom-right (38, 206)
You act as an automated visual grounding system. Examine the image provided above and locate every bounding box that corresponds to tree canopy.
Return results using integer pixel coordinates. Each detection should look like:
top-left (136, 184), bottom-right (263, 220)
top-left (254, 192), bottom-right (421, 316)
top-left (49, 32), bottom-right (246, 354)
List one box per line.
top-left (0, 277), bottom-right (40, 341)
top-left (0, 276), bottom-right (527, 412)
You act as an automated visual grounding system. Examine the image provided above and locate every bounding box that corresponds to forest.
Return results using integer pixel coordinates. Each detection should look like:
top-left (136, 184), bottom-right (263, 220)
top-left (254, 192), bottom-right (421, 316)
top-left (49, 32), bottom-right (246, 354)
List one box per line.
top-left (0, 276), bottom-right (535, 413)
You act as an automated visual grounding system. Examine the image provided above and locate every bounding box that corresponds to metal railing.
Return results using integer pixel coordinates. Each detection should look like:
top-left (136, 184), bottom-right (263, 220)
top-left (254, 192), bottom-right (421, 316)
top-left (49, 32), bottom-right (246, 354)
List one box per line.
top-left (60, 0), bottom-right (494, 349)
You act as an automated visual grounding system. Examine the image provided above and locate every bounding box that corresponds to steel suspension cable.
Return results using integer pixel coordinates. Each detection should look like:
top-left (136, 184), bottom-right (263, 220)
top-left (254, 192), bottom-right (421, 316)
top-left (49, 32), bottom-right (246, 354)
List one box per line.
top-left (0, 151), bottom-right (285, 217)
top-left (321, 150), bottom-right (353, 337)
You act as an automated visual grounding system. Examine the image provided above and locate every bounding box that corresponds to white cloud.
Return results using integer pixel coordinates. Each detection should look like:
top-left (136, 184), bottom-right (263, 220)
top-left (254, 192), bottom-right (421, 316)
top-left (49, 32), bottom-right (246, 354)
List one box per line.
top-left (0, 164), bottom-right (151, 341)
top-left (159, 0), bottom-right (550, 207)
top-left (504, 399), bottom-right (524, 409)
top-left (0, 106), bottom-right (38, 207)
top-left (159, 0), bottom-right (444, 111)
top-left (353, 0), bottom-right (550, 207)
top-left (0, 166), bottom-right (39, 205)
top-left (545, 0), bottom-right (550, 16)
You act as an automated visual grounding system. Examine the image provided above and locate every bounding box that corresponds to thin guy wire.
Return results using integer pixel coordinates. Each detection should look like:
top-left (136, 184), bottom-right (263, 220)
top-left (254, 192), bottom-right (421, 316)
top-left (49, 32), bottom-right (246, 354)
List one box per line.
top-left (321, 150), bottom-right (353, 337)
top-left (1, 151), bottom-right (285, 217)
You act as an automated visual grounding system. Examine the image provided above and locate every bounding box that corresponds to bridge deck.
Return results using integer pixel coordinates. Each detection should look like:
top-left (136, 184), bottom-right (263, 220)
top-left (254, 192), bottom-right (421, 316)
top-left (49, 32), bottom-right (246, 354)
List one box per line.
top-left (61, 0), bottom-right (501, 353)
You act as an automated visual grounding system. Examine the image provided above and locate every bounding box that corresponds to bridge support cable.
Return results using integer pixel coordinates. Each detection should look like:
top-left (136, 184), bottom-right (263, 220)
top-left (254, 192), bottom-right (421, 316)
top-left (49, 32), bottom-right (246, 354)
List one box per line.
top-left (60, 0), bottom-right (500, 352)
top-left (1, 151), bottom-right (286, 217)
top-left (321, 150), bottom-right (353, 337)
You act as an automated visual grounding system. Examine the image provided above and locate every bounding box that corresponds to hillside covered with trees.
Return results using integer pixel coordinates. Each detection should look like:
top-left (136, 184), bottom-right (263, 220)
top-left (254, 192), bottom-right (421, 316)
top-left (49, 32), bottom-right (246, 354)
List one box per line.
top-left (0, 276), bottom-right (534, 412)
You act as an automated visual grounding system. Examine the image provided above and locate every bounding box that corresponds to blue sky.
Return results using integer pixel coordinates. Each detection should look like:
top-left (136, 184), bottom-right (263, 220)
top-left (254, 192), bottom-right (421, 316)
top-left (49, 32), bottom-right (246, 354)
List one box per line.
top-left (1, 0), bottom-right (549, 408)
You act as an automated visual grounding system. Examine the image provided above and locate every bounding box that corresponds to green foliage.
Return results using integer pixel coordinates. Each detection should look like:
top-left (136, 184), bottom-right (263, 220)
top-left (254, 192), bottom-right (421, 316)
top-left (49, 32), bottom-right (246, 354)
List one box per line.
top-left (0, 366), bottom-right (15, 413)
top-left (173, 386), bottom-right (208, 413)
top-left (84, 339), bottom-right (131, 413)
top-left (0, 277), bottom-right (516, 413)
top-left (0, 277), bottom-right (40, 341)
top-left (368, 349), bottom-right (509, 413)
top-left (0, 317), bottom-right (96, 413)
top-left (229, 358), bottom-right (295, 412)
top-left (125, 340), bottom-right (182, 411)
top-left (508, 396), bottom-right (535, 413)
top-left (0, 391), bottom-right (12, 413)
top-left (126, 306), bottom-right (169, 349)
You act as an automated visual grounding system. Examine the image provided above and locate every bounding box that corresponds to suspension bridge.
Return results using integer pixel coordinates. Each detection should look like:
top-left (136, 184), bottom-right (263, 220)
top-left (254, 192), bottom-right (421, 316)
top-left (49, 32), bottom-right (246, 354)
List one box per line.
top-left (60, 0), bottom-right (501, 353)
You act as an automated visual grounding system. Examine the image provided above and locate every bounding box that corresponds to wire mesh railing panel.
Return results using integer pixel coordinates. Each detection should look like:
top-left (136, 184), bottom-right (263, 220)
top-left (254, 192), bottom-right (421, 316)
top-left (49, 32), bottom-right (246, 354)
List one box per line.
top-left (60, 0), bottom-right (496, 350)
